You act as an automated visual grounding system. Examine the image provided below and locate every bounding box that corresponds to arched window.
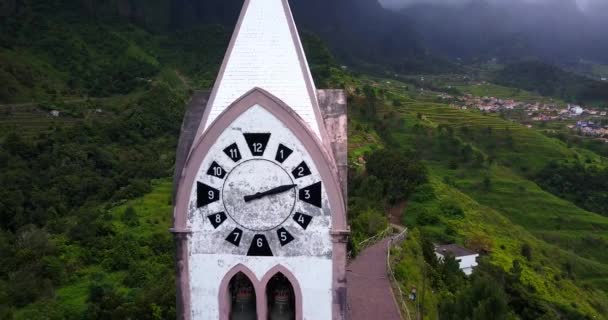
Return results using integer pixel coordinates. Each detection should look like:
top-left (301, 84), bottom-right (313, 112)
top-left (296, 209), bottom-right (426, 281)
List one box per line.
top-left (265, 272), bottom-right (296, 320)
top-left (228, 272), bottom-right (257, 320)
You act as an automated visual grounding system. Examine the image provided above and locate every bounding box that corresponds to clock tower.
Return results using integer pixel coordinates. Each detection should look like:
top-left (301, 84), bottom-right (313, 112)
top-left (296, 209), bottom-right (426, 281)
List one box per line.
top-left (172, 0), bottom-right (349, 319)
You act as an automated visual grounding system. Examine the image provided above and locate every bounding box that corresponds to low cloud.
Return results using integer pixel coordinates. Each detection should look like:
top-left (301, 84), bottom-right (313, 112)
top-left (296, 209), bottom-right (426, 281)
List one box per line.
top-left (379, 0), bottom-right (603, 13)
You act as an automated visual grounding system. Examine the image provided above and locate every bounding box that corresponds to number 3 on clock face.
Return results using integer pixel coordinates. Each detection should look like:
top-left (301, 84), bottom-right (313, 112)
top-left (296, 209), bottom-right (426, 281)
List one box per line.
top-left (194, 130), bottom-right (326, 257)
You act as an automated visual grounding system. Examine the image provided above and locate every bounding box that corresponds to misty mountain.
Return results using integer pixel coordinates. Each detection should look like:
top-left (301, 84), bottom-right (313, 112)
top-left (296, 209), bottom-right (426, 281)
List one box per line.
top-left (160, 0), bottom-right (608, 66)
top-left (397, 0), bottom-right (608, 64)
top-left (4, 0), bottom-right (451, 73)
top-left (165, 0), bottom-right (454, 73)
top-left (3, 0), bottom-right (606, 71)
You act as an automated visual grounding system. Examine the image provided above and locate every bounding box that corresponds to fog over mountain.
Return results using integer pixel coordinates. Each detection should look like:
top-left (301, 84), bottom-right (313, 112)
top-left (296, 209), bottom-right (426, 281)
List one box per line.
top-left (379, 0), bottom-right (607, 14)
top-left (22, 0), bottom-right (604, 70)
top-left (378, 0), bottom-right (608, 63)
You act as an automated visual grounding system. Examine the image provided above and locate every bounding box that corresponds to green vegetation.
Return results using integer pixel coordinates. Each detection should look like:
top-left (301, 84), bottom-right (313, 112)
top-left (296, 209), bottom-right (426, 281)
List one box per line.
top-left (455, 83), bottom-right (562, 104)
top-left (536, 161), bottom-right (608, 217)
top-left (348, 73), bottom-right (608, 319)
top-left (0, 3), bottom-right (342, 318)
top-left (2, 1), bottom-right (608, 319)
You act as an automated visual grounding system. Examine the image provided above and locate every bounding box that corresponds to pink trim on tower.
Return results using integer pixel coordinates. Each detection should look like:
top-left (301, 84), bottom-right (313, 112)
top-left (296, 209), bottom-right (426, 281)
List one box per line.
top-left (174, 87), bottom-right (346, 232)
top-left (174, 88), bottom-right (348, 319)
top-left (260, 265), bottom-right (304, 320)
top-left (218, 264), bottom-right (263, 320)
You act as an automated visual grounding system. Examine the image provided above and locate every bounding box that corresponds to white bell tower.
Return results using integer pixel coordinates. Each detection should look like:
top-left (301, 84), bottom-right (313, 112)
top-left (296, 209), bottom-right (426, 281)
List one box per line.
top-left (172, 1), bottom-right (349, 319)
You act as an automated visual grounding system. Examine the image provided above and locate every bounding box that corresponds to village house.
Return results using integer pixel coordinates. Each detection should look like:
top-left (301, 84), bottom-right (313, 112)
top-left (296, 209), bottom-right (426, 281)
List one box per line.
top-left (435, 244), bottom-right (479, 276)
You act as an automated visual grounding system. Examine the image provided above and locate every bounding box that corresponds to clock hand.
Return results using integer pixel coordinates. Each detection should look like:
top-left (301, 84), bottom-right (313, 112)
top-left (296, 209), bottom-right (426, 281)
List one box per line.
top-left (244, 184), bottom-right (297, 202)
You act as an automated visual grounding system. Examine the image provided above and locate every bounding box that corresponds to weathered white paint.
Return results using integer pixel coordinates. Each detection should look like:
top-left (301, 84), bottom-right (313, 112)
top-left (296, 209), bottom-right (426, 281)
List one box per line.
top-left (435, 253), bottom-right (479, 276)
top-left (187, 106), bottom-right (333, 319)
top-left (202, 0), bottom-right (321, 138)
top-left (188, 106), bottom-right (332, 255)
top-left (222, 159), bottom-right (297, 231)
top-left (189, 255), bottom-right (332, 320)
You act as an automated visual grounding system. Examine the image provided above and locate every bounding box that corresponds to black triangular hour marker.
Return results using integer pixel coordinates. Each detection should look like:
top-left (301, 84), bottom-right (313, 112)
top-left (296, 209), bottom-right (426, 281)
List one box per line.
top-left (276, 228), bottom-right (295, 246)
top-left (244, 133), bottom-right (271, 156)
top-left (223, 143), bottom-right (242, 162)
top-left (247, 234), bottom-right (273, 256)
top-left (293, 213), bottom-right (313, 230)
top-left (207, 212), bottom-right (227, 229)
top-left (292, 161), bottom-right (312, 179)
top-left (207, 161), bottom-right (226, 179)
top-left (197, 182), bottom-right (220, 207)
top-left (225, 228), bottom-right (243, 247)
top-left (275, 144), bottom-right (293, 163)
top-left (299, 182), bottom-right (322, 208)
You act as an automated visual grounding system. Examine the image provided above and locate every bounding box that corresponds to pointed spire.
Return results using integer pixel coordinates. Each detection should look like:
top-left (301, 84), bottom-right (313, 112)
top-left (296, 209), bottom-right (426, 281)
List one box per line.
top-left (197, 0), bottom-right (324, 140)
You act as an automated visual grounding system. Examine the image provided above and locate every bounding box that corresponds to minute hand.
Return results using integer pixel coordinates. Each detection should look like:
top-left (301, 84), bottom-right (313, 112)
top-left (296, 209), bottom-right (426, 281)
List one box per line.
top-left (244, 184), bottom-right (297, 202)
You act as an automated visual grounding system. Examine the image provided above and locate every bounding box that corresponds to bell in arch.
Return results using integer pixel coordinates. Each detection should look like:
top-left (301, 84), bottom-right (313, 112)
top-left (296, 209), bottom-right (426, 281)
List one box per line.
top-left (230, 272), bottom-right (257, 320)
top-left (267, 273), bottom-right (295, 320)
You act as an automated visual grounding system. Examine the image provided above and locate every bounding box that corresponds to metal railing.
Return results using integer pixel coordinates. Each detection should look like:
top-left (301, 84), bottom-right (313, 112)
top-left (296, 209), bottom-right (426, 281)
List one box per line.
top-left (387, 228), bottom-right (412, 320)
top-left (358, 226), bottom-right (393, 249)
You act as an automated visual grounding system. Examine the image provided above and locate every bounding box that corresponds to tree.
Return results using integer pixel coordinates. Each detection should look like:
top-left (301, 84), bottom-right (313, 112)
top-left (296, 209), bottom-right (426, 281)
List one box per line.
top-left (461, 144), bottom-right (473, 163)
top-left (473, 152), bottom-right (485, 168)
top-left (122, 206), bottom-right (139, 227)
top-left (438, 273), bottom-right (510, 320)
top-left (521, 243), bottom-right (533, 261)
top-left (362, 84), bottom-right (378, 121)
top-left (482, 176), bottom-right (492, 191)
top-left (366, 149), bottom-right (428, 203)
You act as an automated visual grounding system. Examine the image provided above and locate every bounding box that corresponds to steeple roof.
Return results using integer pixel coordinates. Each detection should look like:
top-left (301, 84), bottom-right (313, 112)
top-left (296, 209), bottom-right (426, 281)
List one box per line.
top-left (196, 0), bottom-right (324, 140)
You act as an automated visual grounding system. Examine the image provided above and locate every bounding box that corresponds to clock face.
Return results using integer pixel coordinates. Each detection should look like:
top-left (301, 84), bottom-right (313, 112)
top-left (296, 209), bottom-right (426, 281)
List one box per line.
top-left (188, 105), bottom-right (331, 258)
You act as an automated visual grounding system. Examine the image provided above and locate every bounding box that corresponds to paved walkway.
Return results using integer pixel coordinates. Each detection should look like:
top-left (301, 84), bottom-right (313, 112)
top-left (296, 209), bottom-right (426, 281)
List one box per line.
top-left (347, 238), bottom-right (402, 320)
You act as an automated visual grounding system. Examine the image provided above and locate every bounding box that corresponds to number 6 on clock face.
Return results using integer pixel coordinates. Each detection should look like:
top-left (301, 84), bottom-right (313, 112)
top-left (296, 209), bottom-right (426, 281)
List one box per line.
top-left (193, 126), bottom-right (326, 257)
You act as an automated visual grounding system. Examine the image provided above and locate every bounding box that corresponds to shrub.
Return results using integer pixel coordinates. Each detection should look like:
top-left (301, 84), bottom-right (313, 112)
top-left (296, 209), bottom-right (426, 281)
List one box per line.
top-left (410, 184), bottom-right (436, 203)
top-left (440, 202), bottom-right (465, 218)
top-left (521, 243), bottom-right (533, 261)
top-left (417, 212), bottom-right (440, 226)
top-left (122, 206), bottom-right (139, 227)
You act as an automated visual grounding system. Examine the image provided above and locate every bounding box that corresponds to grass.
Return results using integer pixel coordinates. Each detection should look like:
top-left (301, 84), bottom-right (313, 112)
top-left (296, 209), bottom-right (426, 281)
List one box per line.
top-left (348, 118), bottom-right (383, 166)
top-left (431, 164), bottom-right (608, 265)
top-left (391, 229), bottom-right (440, 320)
top-left (424, 176), bottom-right (607, 317)
top-left (348, 76), bottom-right (608, 318)
top-left (109, 179), bottom-right (173, 236)
top-left (391, 99), bottom-right (606, 172)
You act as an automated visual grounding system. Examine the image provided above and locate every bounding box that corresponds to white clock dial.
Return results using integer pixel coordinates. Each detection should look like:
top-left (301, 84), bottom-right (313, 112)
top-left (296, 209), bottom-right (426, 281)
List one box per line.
top-left (222, 159), bottom-right (296, 232)
top-left (188, 105), bottom-right (332, 258)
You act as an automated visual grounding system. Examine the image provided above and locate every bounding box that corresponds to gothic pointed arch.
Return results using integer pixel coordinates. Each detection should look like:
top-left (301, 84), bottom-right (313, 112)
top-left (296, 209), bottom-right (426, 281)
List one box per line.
top-left (174, 87), bottom-right (346, 232)
top-left (218, 264), bottom-right (262, 320)
top-left (260, 265), bottom-right (303, 320)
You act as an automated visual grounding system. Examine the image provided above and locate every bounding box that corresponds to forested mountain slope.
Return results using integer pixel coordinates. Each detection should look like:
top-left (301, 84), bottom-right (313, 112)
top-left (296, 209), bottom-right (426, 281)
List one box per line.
top-left (1, 1), bottom-right (607, 319)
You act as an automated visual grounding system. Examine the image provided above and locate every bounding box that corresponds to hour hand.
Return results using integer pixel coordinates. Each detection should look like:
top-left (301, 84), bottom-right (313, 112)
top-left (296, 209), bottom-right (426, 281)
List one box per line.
top-left (243, 192), bottom-right (264, 202)
top-left (244, 184), bottom-right (297, 202)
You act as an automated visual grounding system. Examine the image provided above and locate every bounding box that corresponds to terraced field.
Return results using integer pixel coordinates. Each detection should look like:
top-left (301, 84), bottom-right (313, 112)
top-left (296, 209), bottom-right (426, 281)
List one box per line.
top-left (391, 100), bottom-right (605, 171)
top-left (0, 93), bottom-right (140, 137)
top-left (0, 105), bottom-right (80, 137)
top-left (351, 78), bottom-right (608, 318)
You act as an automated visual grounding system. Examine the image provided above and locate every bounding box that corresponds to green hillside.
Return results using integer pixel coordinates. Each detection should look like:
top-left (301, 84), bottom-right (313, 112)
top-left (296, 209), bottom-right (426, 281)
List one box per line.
top-left (0, 5), bottom-right (342, 319)
top-left (2, 2), bottom-right (608, 320)
top-left (346, 78), bottom-right (608, 319)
